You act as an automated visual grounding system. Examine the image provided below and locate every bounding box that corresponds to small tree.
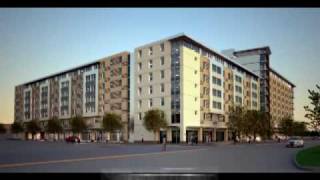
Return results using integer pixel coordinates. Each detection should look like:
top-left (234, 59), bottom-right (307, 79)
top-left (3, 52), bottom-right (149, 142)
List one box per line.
top-left (11, 121), bottom-right (24, 137)
top-left (293, 121), bottom-right (307, 136)
top-left (46, 117), bottom-right (63, 140)
top-left (102, 113), bottom-right (123, 132)
top-left (0, 124), bottom-right (6, 134)
top-left (143, 109), bottom-right (168, 142)
top-left (279, 117), bottom-right (294, 138)
top-left (227, 105), bottom-right (245, 141)
top-left (26, 119), bottom-right (41, 140)
top-left (70, 115), bottom-right (87, 137)
top-left (246, 110), bottom-right (260, 141)
top-left (258, 111), bottom-right (273, 139)
top-left (304, 84), bottom-right (320, 133)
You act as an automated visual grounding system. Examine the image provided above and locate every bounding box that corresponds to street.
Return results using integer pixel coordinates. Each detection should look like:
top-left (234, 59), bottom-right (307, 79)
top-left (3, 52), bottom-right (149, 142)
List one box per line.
top-left (0, 140), bottom-right (319, 172)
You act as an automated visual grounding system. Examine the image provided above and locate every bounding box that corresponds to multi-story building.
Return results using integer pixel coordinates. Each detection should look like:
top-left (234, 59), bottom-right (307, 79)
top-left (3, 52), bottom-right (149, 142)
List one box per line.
top-left (132, 34), bottom-right (260, 143)
top-left (16, 34), bottom-right (291, 143)
top-left (14, 52), bottom-right (130, 141)
top-left (222, 47), bottom-right (295, 127)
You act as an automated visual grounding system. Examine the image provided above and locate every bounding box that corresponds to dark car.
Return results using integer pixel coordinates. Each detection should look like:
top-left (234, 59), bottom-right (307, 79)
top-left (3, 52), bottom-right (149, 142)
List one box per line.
top-left (65, 136), bottom-right (80, 143)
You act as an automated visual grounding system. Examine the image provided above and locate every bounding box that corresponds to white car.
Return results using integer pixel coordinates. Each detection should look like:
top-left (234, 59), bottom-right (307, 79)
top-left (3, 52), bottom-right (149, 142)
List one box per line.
top-left (286, 136), bottom-right (304, 148)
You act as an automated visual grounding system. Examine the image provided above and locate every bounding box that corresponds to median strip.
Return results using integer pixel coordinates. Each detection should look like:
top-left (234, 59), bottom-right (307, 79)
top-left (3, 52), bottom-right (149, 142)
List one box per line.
top-left (0, 148), bottom-right (208, 169)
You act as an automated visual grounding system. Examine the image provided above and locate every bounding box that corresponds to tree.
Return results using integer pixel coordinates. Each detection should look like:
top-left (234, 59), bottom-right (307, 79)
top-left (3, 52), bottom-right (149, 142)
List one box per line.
top-left (304, 84), bottom-right (320, 132)
top-left (257, 111), bottom-right (273, 140)
top-left (26, 119), bottom-right (41, 140)
top-left (293, 121), bottom-right (307, 136)
top-left (227, 105), bottom-right (245, 141)
top-left (143, 109), bottom-right (168, 142)
top-left (11, 121), bottom-right (24, 135)
top-left (102, 113), bottom-right (123, 133)
top-left (279, 117), bottom-right (294, 137)
top-left (46, 117), bottom-right (63, 140)
top-left (70, 115), bottom-right (87, 137)
top-left (0, 124), bottom-right (6, 134)
top-left (245, 110), bottom-right (260, 141)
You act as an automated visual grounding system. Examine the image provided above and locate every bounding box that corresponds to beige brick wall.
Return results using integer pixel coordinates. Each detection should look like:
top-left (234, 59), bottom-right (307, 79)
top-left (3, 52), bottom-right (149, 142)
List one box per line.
top-left (269, 71), bottom-right (294, 124)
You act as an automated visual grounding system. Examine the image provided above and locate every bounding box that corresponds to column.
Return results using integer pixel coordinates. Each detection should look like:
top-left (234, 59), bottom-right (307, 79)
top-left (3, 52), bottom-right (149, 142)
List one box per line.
top-left (180, 126), bottom-right (186, 143)
top-left (167, 128), bottom-right (172, 143)
top-left (198, 127), bottom-right (203, 143)
top-left (213, 128), bottom-right (217, 142)
top-left (224, 129), bottom-right (228, 142)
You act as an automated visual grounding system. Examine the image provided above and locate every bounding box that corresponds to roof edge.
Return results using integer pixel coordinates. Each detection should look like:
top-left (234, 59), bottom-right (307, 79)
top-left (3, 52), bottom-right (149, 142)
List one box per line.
top-left (269, 67), bottom-right (296, 88)
top-left (17, 51), bottom-right (130, 87)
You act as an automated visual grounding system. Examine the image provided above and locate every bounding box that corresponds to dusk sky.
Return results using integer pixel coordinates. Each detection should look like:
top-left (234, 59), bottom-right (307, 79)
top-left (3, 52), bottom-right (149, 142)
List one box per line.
top-left (1, 8), bottom-right (319, 124)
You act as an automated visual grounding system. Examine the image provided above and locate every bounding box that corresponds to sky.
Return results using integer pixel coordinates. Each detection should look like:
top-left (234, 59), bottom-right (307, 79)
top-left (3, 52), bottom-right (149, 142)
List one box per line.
top-left (0, 8), bottom-right (319, 124)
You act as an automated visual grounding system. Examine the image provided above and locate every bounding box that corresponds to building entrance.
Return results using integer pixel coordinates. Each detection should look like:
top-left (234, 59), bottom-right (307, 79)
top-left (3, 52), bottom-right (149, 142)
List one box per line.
top-left (171, 128), bottom-right (180, 144)
top-left (216, 131), bottom-right (225, 142)
top-left (159, 130), bottom-right (167, 144)
top-left (186, 130), bottom-right (198, 144)
top-left (203, 130), bottom-right (213, 143)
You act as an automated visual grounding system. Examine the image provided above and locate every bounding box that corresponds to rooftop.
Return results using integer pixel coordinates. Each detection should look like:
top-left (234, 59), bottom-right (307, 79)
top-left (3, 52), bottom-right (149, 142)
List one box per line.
top-left (17, 51), bottom-right (129, 87)
top-left (269, 67), bottom-right (296, 88)
top-left (136, 33), bottom-right (260, 78)
top-left (234, 46), bottom-right (272, 56)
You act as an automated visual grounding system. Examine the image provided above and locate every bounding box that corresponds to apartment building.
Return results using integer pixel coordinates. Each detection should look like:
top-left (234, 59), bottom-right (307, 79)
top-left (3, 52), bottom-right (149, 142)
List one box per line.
top-left (133, 34), bottom-right (260, 143)
top-left (222, 47), bottom-right (295, 127)
top-left (14, 52), bottom-right (130, 141)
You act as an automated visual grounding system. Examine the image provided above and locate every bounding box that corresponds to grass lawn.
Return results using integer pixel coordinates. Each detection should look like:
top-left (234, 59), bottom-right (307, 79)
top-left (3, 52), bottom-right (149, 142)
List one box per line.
top-left (296, 145), bottom-right (320, 167)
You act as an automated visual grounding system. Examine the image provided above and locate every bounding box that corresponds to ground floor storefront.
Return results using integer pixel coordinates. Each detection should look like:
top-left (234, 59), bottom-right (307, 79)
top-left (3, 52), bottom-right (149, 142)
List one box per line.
top-left (157, 127), bottom-right (229, 144)
top-left (24, 130), bottom-right (125, 142)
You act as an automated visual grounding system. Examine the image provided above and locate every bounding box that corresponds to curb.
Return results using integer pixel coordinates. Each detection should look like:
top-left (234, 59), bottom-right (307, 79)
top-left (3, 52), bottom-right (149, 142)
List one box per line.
top-left (293, 150), bottom-right (320, 172)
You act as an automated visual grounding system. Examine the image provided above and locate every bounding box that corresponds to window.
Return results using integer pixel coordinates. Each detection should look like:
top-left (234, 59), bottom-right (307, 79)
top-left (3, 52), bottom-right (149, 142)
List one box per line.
top-left (139, 112), bottom-right (142, 120)
top-left (235, 86), bottom-right (242, 93)
top-left (194, 57), bottom-right (197, 61)
top-left (149, 59), bottom-right (153, 68)
top-left (160, 56), bottom-right (164, 65)
top-left (252, 92), bottom-right (257, 98)
top-left (212, 77), bottom-right (222, 86)
top-left (138, 75), bottom-right (142, 83)
top-left (212, 64), bottom-right (222, 74)
top-left (235, 96), bottom-right (242, 104)
top-left (252, 101), bottom-right (258, 107)
top-left (138, 50), bottom-right (142, 58)
top-left (213, 101), bottom-right (222, 109)
top-left (138, 62), bottom-right (142, 71)
top-left (161, 83), bottom-right (164, 93)
top-left (195, 110), bottom-right (198, 115)
top-left (161, 70), bottom-right (165, 79)
top-left (149, 73), bottom-right (153, 81)
top-left (212, 89), bottom-right (222, 97)
top-left (161, 97), bottom-right (165, 106)
top-left (149, 47), bottom-right (153, 56)
top-left (195, 97), bottom-right (197, 101)
top-left (138, 100), bottom-right (142, 109)
top-left (235, 75), bottom-right (242, 83)
top-left (252, 83), bottom-right (257, 90)
top-left (194, 70), bottom-right (197, 75)
top-left (149, 86), bottom-right (153, 94)
top-left (195, 83), bottom-right (198, 88)
top-left (138, 87), bottom-right (142, 96)
top-left (160, 43), bottom-right (164, 52)
top-left (149, 99), bottom-right (153, 107)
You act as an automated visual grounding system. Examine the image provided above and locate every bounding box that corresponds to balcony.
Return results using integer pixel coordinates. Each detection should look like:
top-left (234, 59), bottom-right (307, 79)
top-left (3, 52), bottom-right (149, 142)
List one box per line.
top-left (212, 121), bottom-right (227, 128)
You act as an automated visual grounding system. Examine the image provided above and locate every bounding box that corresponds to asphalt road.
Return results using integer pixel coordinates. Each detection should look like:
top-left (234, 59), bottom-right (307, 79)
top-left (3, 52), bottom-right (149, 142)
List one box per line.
top-left (0, 140), bottom-right (319, 173)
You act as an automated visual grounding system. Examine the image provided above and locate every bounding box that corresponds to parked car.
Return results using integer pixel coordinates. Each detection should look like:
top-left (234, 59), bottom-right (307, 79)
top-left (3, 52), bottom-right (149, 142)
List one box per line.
top-left (286, 136), bottom-right (304, 148)
top-left (65, 136), bottom-right (80, 143)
